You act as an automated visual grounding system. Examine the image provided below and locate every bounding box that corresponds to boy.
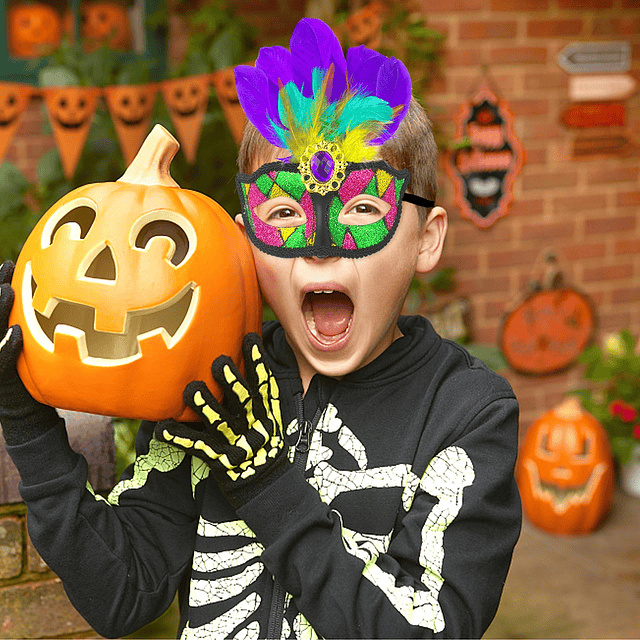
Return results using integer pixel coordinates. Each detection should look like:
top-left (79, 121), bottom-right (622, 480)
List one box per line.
top-left (0, 18), bottom-right (520, 639)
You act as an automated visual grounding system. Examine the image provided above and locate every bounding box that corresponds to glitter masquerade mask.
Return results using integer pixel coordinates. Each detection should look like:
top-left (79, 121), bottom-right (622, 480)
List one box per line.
top-left (234, 18), bottom-right (435, 258)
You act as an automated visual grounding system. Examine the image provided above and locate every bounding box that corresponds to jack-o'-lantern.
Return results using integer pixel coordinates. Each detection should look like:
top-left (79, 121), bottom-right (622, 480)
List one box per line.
top-left (48, 89), bottom-right (93, 130)
top-left (80, 1), bottom-right (131, 52)
top-left (0, 89), bottom-right (21, 128)
top-left (346, 1), bottom-right (384, 48)
top-left (10, 125), bottom-right (261, 421)
top-left (499, 285), bottom-right (596, 375)
top-left (109, 86), bottom-right (153, 127)
top-left (8, 2), bottom-right (62, 58)
top-left (517, 397), bottom-right (615, 535)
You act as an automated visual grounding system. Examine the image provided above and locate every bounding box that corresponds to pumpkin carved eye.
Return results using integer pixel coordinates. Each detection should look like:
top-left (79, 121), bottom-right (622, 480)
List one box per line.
top-left (43, 200), bottom-right (97, 247)
top-left (134, 216), bottom-right (192, 266)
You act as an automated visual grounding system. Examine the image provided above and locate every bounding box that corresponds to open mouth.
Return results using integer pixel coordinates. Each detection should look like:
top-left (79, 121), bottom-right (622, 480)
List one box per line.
top-left (23, 262), bottom-right (198, 365)
top-left (302, 290), bottom-right (354, 348)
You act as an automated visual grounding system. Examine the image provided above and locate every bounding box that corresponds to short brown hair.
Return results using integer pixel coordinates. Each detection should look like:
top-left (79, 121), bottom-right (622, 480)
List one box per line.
top-left (236, 95), bottom-right (438, 222)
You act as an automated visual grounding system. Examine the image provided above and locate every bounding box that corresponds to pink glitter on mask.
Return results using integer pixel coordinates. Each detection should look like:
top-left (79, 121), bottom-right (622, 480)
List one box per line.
top-left (338, 169), bottom-right (375, 204)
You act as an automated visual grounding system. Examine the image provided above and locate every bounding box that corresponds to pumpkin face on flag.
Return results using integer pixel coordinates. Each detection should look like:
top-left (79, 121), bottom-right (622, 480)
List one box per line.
top-left (10, 125), bottom-right (261, 421)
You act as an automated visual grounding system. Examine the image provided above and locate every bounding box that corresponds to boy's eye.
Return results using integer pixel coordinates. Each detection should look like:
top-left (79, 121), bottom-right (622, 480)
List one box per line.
top-left (255, 197), bottom-right (306, 228)
top-left (338, 197), bottom-right (390, 226)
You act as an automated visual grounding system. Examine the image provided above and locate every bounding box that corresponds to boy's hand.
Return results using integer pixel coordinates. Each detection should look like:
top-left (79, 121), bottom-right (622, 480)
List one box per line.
top-left (155, 333), bottom-right (289, 507)
top-left (0, 261), bottom-right (59, 446)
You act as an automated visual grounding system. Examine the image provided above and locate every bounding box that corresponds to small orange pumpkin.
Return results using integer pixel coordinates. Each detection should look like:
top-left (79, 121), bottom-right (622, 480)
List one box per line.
top-left (516, 397), bottom-right (615, 535)
top-left (80, 1), bottom-right (131, 52)
top-left (499, 286), bottom-right (596, 375)
top-left (10, 125), bottom-right (261, 422)
top-left (8, 2), bottom-right (62, 58)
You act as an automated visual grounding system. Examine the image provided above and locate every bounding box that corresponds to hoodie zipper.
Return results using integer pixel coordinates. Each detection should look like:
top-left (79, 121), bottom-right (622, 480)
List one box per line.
top-left (267, 391), bottom-right (322, 639)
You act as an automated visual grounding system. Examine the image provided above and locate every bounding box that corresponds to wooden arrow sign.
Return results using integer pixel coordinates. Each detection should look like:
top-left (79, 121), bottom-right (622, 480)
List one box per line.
top-left (561, 102), bottom-right (625, 128)
top-left (569, 74), bottom-right (638, 102)
top-left (558, 41), bottom-right (631, 74)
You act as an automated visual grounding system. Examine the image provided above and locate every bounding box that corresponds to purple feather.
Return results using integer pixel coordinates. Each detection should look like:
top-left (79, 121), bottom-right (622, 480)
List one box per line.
top-left (290, 18), bottom-right (346, 101)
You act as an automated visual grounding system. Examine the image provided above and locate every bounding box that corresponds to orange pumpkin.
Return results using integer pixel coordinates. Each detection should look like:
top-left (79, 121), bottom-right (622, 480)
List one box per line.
top-left (80, 1), bottom-right (131, 52)
top-left (346, 1), bottom-right (385, 48)
top-left (9, 125), bottom-right (261, 422)
top-left (516, 397), bottom-right (615, 535)
top-left (8, 2), bottom-right (62, 58)
top-left (499, 286), bottom-right (596, 375)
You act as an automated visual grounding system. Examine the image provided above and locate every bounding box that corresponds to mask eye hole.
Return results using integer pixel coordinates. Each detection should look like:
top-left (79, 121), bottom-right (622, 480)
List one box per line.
top-left (134, 218), bottom-right (190, 266)
top-left (338, 196), bottom-right (390, 226)
top-left (43, 200), bottom-right (97, 248)
top-left (255, 197), bottom-right (306, 228)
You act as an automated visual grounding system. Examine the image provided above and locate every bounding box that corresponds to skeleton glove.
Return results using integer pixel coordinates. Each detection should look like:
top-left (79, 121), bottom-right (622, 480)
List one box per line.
top-left (0, 261), bottom-right (59, 446)
top-left (156, 333), bottom-right (289, 508)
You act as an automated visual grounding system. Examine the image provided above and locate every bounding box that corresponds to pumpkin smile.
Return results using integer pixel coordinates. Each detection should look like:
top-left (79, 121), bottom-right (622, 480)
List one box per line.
top-left (23, 262), bottom-right (198, 365)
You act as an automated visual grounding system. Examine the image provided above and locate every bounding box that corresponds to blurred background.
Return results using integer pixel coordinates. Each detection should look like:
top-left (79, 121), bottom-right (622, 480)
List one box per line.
top-left (0, 0), bottom-right (639, 637)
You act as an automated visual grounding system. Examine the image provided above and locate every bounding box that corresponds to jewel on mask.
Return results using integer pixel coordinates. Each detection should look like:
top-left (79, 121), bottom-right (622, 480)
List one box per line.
top-left (299, 141), bottom-right (346, 195)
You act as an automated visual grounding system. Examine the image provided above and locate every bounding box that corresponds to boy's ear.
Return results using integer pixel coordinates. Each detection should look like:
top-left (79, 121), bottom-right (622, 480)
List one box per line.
top-left (416, 206), bottom-right (448, 274)
top-left (235, 213), bottom-right (246, 234)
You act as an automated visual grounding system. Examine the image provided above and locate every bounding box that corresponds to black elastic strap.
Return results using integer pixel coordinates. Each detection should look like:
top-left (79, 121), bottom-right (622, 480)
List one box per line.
top-left (403, 193), bottom-right (435, 208)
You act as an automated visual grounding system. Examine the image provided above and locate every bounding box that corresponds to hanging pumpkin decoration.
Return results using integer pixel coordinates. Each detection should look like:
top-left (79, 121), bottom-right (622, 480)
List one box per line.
top-left (345, 1), bottom-right (385, 49)
top-left (212, 67), bottom-right (248, 145)
top-left (80, 1), bottom-right (132, 52)
top-left (9, 125), bottom-right (261, 422)
top-left (517, 397), bottom-right (615, 535)
top-left (499, 256), bottom-right (596, 375)
top-left (8, 2), bottom-right (62, 58)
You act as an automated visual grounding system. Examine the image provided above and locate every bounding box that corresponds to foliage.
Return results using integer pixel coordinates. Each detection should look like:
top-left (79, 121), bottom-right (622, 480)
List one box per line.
top-left (571, 329), bottom-right (640, 465)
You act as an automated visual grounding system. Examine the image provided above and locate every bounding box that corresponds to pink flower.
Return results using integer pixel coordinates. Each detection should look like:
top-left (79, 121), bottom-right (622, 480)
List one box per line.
top-left (609, 399), bottom-right (638, 423)
top-left (634, 424), bottom-right (640, 440)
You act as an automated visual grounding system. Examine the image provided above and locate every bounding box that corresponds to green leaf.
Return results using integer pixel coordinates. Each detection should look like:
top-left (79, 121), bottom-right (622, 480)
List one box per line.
top-left (208, 29), bottom-right (242, 70)
top-left (37, 149), bottom-right (64, 185)
top-left (38, 66), bottom-right (80, 87)
top-left (464, 344), bottom-right (508, 372)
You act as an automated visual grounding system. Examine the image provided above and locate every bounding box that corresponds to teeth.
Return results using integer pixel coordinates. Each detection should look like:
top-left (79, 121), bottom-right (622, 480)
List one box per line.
top-left (312, 290), bottom-right (335, 294)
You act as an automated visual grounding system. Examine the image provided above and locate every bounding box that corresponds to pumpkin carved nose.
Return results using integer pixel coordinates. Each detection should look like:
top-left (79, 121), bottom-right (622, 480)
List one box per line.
top-left (83, 244), bottom-right (117, 281)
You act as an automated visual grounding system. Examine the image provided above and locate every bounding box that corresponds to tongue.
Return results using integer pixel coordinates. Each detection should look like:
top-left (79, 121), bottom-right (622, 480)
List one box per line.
top-left (311, 292), bottom-right (353, 337)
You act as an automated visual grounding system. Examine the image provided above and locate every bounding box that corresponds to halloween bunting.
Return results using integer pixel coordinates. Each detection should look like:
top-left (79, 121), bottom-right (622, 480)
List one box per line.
top-left (0, 82), bottom-right (33, 162)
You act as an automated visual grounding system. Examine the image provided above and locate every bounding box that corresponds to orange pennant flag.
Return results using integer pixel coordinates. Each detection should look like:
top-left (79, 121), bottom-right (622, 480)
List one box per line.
top-left (211, 66), bottom-right (251, 145)
top-left (104, 83), bottom-right (158, 165)
top-left (42, 86), bottom-right (101, 179)
top-left (0, 82), bottom-right (34, 163)
top-left (161, 74), bottom-right (211, 164)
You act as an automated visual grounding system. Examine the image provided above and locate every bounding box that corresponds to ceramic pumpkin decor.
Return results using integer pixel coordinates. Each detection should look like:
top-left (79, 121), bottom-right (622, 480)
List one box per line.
top-left (517, 397), bottom-right (615, 535)
top-left (8, 1), bottom-right (62, 58)
top-left (80, 1), bottom-right (132, 52)
top-left (10, 124), bottom-right (261, 421)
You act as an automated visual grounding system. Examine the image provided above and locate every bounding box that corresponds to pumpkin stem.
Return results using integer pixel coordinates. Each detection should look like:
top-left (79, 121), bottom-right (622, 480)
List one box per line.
top-left (555, 396), bottom-right (584, 420)
top-left (118, 124), bottom-right (180, 188)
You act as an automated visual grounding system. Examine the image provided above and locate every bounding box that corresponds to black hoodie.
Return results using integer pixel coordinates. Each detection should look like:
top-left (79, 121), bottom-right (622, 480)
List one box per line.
top-left (6, 315), bottom-right (521, 639)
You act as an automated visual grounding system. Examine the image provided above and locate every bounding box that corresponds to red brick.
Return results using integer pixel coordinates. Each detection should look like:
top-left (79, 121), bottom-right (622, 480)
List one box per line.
top-left (457, 275), bottom-right (512, 296)
top-left (561, 242), bottom-right (606, 260)
top-left (523, 147), bottom-right (547, 165)
top-left (520, 221), bottom-right (575, 241)
top-left (592, 17), bottom-right (640, 37)
top-left (0, 579), bottom-right (92, 638)
top-left (509, 99), bottom-right (549, 116)
top-left (459, 21), bottom-right (518, 40)
top-left (617, 191), bottom-right (640, 207)
top-left (417, 0), bottom-right (485, 11)
top-left (615, 239), bottom-right (640, 255)
top-left (585, 215), bottom-right (636, 235)
top-left (524, 72), bottom-right (568, 91)
top-left (488, 248), bottom-right (540, 268)
top-left (437, 253), bottom-right (481, 272)
top-left (552, 194), bottom-right (607, 212)
top-left (587, 167), bottom-right (639, 185)
top-left (527, 19), bottom-right (584, 38)
top-left (510, 198), bottom-right (544, 216)
top-left (490, 47), bottom-right (547, 65)
top-left (612, 287), bottom-right (640, 304)
top-left (522, 171), bottom-right (578, 190)
top-left (444, 48), bottom-right (483, 68)
top-left (558, 0), bottom-right (613, 7)
top-left (491, 0), bottom-right (549, 9)
top-left (583, 263), bottom-right (633, 282)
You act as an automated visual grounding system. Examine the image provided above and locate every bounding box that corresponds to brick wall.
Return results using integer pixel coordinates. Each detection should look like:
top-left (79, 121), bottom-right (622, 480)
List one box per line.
top-left (0, 412), bottom-right (115, 639)
top-left (3, 0), bottom-right (639, 433)
top-left (421, 0), bottom-right (640, 431)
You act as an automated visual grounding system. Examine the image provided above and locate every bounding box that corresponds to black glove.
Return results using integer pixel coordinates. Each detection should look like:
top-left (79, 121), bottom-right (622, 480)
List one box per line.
top-left (0, 261), bottom-right (59, 446)
top-left (156, 333), bottom-right (290, 508)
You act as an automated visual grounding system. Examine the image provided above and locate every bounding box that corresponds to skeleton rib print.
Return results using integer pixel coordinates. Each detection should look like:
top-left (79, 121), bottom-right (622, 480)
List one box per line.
top-left (180, 402), bottom-right (475, 637)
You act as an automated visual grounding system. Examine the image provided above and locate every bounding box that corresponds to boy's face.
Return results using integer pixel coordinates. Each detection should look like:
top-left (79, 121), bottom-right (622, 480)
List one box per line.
top-left (236, 149), bottom-right (447, 387)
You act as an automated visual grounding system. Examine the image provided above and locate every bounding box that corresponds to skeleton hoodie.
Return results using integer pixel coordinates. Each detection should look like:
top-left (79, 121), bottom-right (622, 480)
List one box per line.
top-left (6, 315), bottom-right (521, 639)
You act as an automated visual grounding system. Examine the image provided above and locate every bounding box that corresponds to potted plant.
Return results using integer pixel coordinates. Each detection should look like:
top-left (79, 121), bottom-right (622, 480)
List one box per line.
top-left (572, 329), bottom-right (640, 497)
